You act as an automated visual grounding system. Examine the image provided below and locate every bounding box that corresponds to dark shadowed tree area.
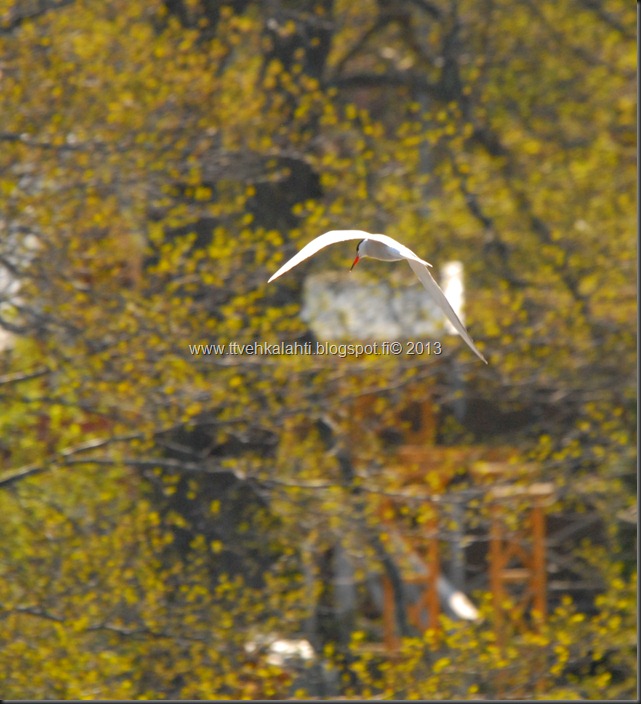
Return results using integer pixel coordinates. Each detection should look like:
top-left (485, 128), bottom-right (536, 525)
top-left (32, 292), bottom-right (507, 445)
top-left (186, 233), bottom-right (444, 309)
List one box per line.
top-left (0, 0), bottom-right (635, 698)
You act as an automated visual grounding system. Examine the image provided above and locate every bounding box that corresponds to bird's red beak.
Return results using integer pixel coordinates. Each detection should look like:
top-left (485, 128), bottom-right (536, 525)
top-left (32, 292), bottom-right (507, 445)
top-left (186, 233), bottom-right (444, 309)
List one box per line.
top-left (350, 255), bottom-right (360, 271)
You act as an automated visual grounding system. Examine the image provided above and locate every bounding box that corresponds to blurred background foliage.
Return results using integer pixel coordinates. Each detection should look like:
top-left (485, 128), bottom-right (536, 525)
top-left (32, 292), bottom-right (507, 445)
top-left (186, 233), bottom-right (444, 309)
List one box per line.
top-left (0, 0), bottom-right (635, 698)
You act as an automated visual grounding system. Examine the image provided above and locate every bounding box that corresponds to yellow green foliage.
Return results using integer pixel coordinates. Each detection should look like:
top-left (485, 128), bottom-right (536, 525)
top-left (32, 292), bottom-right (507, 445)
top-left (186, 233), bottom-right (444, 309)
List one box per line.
top-left (0, 0), bottom-right (635, 698)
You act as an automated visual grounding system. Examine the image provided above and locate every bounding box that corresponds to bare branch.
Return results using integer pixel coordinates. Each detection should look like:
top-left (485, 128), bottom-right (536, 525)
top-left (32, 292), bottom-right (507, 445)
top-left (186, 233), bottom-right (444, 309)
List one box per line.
top-left (0, 434), bottom-right (141, 489)
top-left (0, 368), bottom-right (50, 386)
top-left (0, 130), bottom-right (108, 153)
top-left (330, 71), bottom-right (438, 95)
top-left (405, 0), bottom-right (441, 19)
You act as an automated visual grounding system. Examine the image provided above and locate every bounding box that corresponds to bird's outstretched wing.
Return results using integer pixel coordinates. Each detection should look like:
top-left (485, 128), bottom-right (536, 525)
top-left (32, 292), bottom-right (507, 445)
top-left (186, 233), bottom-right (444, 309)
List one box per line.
top-left (268, 229), bottom-right (487, 363)
top-left (406, 259), bottom-right (487, 364)
top-left (268, 230), bottom-right (432, 283)
top-left (268, 230), bottom-right (371, 283)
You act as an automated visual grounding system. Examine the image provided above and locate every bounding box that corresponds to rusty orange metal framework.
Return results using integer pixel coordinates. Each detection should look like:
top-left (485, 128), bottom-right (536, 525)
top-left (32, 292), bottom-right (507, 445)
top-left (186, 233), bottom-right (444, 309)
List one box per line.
top-left (328, 390), bottom-right (555, 650)
top-left (377, 455), bottom-right (555, 650)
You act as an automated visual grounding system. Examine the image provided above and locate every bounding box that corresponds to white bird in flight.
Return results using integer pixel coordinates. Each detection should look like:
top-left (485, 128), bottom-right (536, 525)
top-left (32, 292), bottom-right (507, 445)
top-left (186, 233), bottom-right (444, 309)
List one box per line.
top-left (268, 230), bottom-right (487, 364)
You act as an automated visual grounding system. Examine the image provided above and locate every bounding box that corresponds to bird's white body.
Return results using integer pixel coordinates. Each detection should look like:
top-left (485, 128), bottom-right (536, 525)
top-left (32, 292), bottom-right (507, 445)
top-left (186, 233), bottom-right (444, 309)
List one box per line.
top-left (268, 230), bottom-right (487, 364)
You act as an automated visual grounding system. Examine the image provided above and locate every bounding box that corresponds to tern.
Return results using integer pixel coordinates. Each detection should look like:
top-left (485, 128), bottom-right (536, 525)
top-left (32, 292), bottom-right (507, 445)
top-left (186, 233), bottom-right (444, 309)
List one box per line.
top-left (268, 230), bottom-right (487, 364)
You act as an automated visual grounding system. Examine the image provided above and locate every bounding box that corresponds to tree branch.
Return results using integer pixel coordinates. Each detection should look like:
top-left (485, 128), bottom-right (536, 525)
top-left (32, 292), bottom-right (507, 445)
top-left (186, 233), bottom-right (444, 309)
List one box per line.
top-left (0, 434), bottom-right (141, 489)
top-left (0, 130), bottom-right (108, 153)
top-left (577, 0), bottom-right (633, 40)
top-left (0, 0), bottom-right (75, 35)
top-left (329, 71), bottom-right (438, 95)
top-left (0, 368), bottom-right (50, 386)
